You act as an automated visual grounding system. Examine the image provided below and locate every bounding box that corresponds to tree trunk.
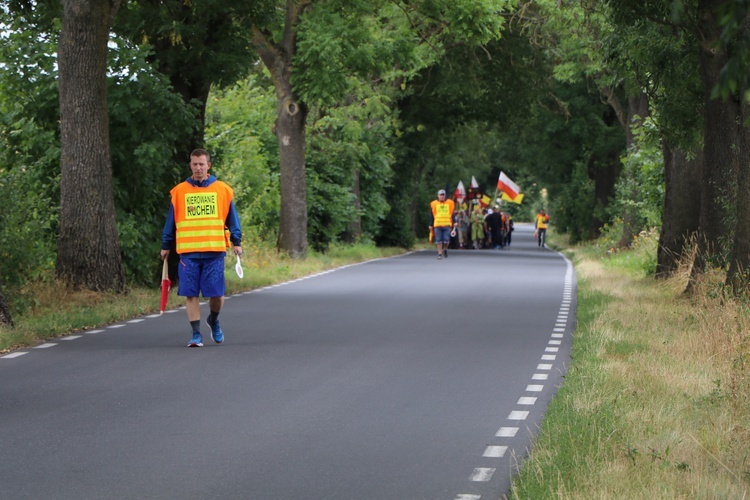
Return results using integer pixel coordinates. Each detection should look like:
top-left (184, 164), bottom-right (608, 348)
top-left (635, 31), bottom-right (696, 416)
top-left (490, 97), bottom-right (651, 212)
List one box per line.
top-left (343, 168), bottom-right (362, 243)
top-left (275, 92), bottom-right (309, 258)
top-left (726, 16), bottom-right (750, 294)
top-left (687, 2), bottom-right (742, 292)
top-left (587, 150), bottom-right (620, 238)
top-left (0, 278), bottom-right (14, 328)
top-left (726, 110), bottom-right (750, 293)
top-left (252, 1), bottom-right (311, 258)
top-left (57, 0), bottom-right (126, 292)
top-left (656, 144), bottom-right (702, 278)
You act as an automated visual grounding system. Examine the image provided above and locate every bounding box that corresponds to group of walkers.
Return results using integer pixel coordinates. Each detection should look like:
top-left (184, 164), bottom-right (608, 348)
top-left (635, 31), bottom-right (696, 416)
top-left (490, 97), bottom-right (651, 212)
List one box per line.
top-left (428, 188), bottom-right (516, 260)
top-left (429, 188), bottom-right (551, 259)
top-left (455, 205), bottom-right (514, 250)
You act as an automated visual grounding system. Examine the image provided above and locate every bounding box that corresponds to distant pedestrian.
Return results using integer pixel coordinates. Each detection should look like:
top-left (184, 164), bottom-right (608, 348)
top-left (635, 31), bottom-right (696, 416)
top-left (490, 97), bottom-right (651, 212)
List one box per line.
top-left (535, 208), bottom-right (549, 248)
top-left (470, 206), bottom-right (485, 249)
top-left (456, 210), bottom-right (469, 248)
top-left (486, 208), bottom-right (504, 249)
top-left (429, 189), bottom-right (455, 259)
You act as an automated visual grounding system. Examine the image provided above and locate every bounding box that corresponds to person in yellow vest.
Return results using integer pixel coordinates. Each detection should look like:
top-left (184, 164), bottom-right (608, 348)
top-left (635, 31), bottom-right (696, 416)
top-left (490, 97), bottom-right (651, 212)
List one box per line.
top-left (160, 149), bottom-right (243, 347)
top-left (429, 189), bottom-right (456, 259)
top-left (535, 208), bottom-right (549, 248)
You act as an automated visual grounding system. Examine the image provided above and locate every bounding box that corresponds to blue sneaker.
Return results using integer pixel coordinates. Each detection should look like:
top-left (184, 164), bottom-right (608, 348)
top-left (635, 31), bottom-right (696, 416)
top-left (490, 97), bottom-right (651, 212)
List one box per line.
top-left (206, 317), bottom-right (224, 344)
top-left (187, 331), bottom-right (203, 347)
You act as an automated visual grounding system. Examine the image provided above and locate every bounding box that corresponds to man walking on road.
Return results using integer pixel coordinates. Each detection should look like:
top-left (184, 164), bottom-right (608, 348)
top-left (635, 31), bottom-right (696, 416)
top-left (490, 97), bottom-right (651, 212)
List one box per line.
top-left (535, 208), bottom-right (549, 248)
top-left (429, 189), bottom-right (455, 259)
top-left (161, 149), bottom-right (243, 347)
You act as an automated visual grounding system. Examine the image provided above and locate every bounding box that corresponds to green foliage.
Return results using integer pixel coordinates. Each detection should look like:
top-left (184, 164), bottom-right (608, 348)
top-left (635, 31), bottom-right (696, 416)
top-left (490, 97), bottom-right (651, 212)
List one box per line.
top-left (608, 118), bottom-right (665, 240)
top-left (598, 223), bottom-right (660, 276)
top-left (713, 0), bottom-right (750, 103)
top-left (292, 0), bottom-right (510, 107)
top-left (114, 0), bottom-right (272, 90)
top-left (0, 8), bottom-right (61, 308)
top-left (205, 71), bottom-right (281, 246)
top-left (309, 77), bottom-right (397, 246)
top-left (553, 161), bottom-right (598, 243)
top-left (0, 168), bottom-right (58, 298)
top-left (107, 40), bottom-right (199, 285)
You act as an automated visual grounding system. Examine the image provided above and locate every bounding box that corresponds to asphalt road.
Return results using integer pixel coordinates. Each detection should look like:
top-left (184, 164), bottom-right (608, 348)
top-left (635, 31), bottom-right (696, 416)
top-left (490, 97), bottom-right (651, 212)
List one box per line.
top-left (0, 223), bottom-right (575, 499)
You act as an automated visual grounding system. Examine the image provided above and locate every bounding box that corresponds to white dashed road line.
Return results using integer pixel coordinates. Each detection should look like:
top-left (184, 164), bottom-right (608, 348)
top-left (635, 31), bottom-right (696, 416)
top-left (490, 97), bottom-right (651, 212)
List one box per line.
top-left (456, 254), bottom-right (575, 499)
top-left (2, 352), bottom-right (27, 359)
top-left (470, 468), bottom-right (495, 482)
top-left (496, 427), bottom-right (518, 437)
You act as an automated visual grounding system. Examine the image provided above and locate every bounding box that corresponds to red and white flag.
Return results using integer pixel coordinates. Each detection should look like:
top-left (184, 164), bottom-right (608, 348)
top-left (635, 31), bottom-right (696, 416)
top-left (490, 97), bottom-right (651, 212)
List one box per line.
top-left (454, 180), bottom-right (466, 203)
top-left (497, 171), bottom-right (521, 201)
top-left (470, 176), bottom-right (479, 189)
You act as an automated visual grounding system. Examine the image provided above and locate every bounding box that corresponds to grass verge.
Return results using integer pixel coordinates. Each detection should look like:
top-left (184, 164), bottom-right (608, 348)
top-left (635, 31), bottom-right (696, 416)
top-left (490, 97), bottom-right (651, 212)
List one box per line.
top-left (510, 232), bottom-right (750, 498)
top-left (0, 243), bottom-right (408, 353)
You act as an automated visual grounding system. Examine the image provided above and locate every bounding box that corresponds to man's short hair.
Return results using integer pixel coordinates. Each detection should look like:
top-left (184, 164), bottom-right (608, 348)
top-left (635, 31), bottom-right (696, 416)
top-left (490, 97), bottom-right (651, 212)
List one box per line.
top-left (190, 148), bottom-right (211, 162)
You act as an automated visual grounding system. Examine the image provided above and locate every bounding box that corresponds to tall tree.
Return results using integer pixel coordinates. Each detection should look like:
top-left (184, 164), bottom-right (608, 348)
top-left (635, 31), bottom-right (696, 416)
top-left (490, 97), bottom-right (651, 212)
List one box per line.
top-left (57, 0), bottom-right (126, 291)
top-left (250, 0), bottom-right (509, 256)
top-left (716, 1), bottom-right (750, 292)
top-left (656, 144), bottom-right (702, 277)
top-left (251, 0), bottom-right (311, 257)
top-left (690, 0), bottom-right (741, 286)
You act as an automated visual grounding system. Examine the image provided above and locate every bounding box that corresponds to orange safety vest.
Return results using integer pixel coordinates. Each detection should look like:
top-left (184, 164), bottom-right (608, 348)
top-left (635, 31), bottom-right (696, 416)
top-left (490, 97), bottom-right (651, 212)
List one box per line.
top-left (430, 199), bottom-right (455, 227)
top-left (171, 180), bottom-right (234, 254)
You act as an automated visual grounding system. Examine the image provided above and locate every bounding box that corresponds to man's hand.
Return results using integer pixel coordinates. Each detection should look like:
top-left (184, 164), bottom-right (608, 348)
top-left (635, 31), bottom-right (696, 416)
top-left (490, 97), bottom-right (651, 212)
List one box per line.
top-left (160, 249), bottom-right (170, 260)
top-left (234, 245), bottom-right (243, 256)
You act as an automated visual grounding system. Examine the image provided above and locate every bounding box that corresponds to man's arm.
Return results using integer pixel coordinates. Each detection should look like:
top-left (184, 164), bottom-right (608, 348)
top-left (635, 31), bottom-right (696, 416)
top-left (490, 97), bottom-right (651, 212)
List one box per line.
top-left (226, 200), bottom-right (243, 246)
top-left (160, 204), bottom-right (176, 259)
top-left (225, 200), bottom-right (243, 255)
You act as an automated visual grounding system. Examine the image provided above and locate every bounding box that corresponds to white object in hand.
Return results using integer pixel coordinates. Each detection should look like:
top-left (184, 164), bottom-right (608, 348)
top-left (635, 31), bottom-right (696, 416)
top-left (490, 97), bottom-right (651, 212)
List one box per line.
top-left (235, 255), bottom-right (244, 279)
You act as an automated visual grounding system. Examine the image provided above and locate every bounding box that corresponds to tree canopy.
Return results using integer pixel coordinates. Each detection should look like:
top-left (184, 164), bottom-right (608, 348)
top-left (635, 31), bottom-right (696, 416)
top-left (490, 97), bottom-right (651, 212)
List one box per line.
top-left (3, 0), bottom-right (750, 321)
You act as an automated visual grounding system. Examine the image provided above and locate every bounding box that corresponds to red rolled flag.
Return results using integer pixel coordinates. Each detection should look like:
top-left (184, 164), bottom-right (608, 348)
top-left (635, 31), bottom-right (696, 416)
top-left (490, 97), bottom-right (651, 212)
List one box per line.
top-left (160, 259), bottom-right (171, 314)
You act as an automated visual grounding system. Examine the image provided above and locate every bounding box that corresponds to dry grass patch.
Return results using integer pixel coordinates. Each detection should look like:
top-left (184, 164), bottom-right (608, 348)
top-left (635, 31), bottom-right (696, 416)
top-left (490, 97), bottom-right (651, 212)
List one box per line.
top-left (511, 245), bottom-right (750, 498)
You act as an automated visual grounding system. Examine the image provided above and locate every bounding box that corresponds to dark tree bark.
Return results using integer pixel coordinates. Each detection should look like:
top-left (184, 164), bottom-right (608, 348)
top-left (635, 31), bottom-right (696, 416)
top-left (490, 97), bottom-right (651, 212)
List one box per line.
top-left (57, 0), bottom-right (126, 292)
top-left (343, 168), bottom-right (362, 243)
top-left (0, 278), bottom-right (14, 328)
top-left (726, 16), bottom-right (750, 293)
top-left (252, 0), bottom-right (312, 258)
top-left (656, 144), bottom-right (702, 278)
top-left (587, 150), bottom-right (620, 238)
top-left (687, 0), bottom-right (742, 292)
top-left (726, 113), bottom-right (750, 293)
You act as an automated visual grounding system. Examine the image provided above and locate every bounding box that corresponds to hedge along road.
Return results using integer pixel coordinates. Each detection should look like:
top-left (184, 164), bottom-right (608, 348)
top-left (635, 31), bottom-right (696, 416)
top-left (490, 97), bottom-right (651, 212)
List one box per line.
top-left (0, 223), bottom-right (575, 500)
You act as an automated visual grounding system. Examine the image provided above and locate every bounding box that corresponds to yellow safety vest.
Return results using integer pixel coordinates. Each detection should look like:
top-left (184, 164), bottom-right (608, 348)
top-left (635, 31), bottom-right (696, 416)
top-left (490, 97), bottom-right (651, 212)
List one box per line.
top-left (172, 180), bottom-right (233, 254)
top-left (430, 199), bottom-right (455, 227)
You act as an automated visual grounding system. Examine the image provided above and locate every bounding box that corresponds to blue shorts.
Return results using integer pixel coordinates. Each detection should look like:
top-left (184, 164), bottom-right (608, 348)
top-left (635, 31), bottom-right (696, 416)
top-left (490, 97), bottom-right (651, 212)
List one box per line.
top-left (434, 226), bottom-right (451, 244)
top-left (177, 255), bottom-right (226, 298)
